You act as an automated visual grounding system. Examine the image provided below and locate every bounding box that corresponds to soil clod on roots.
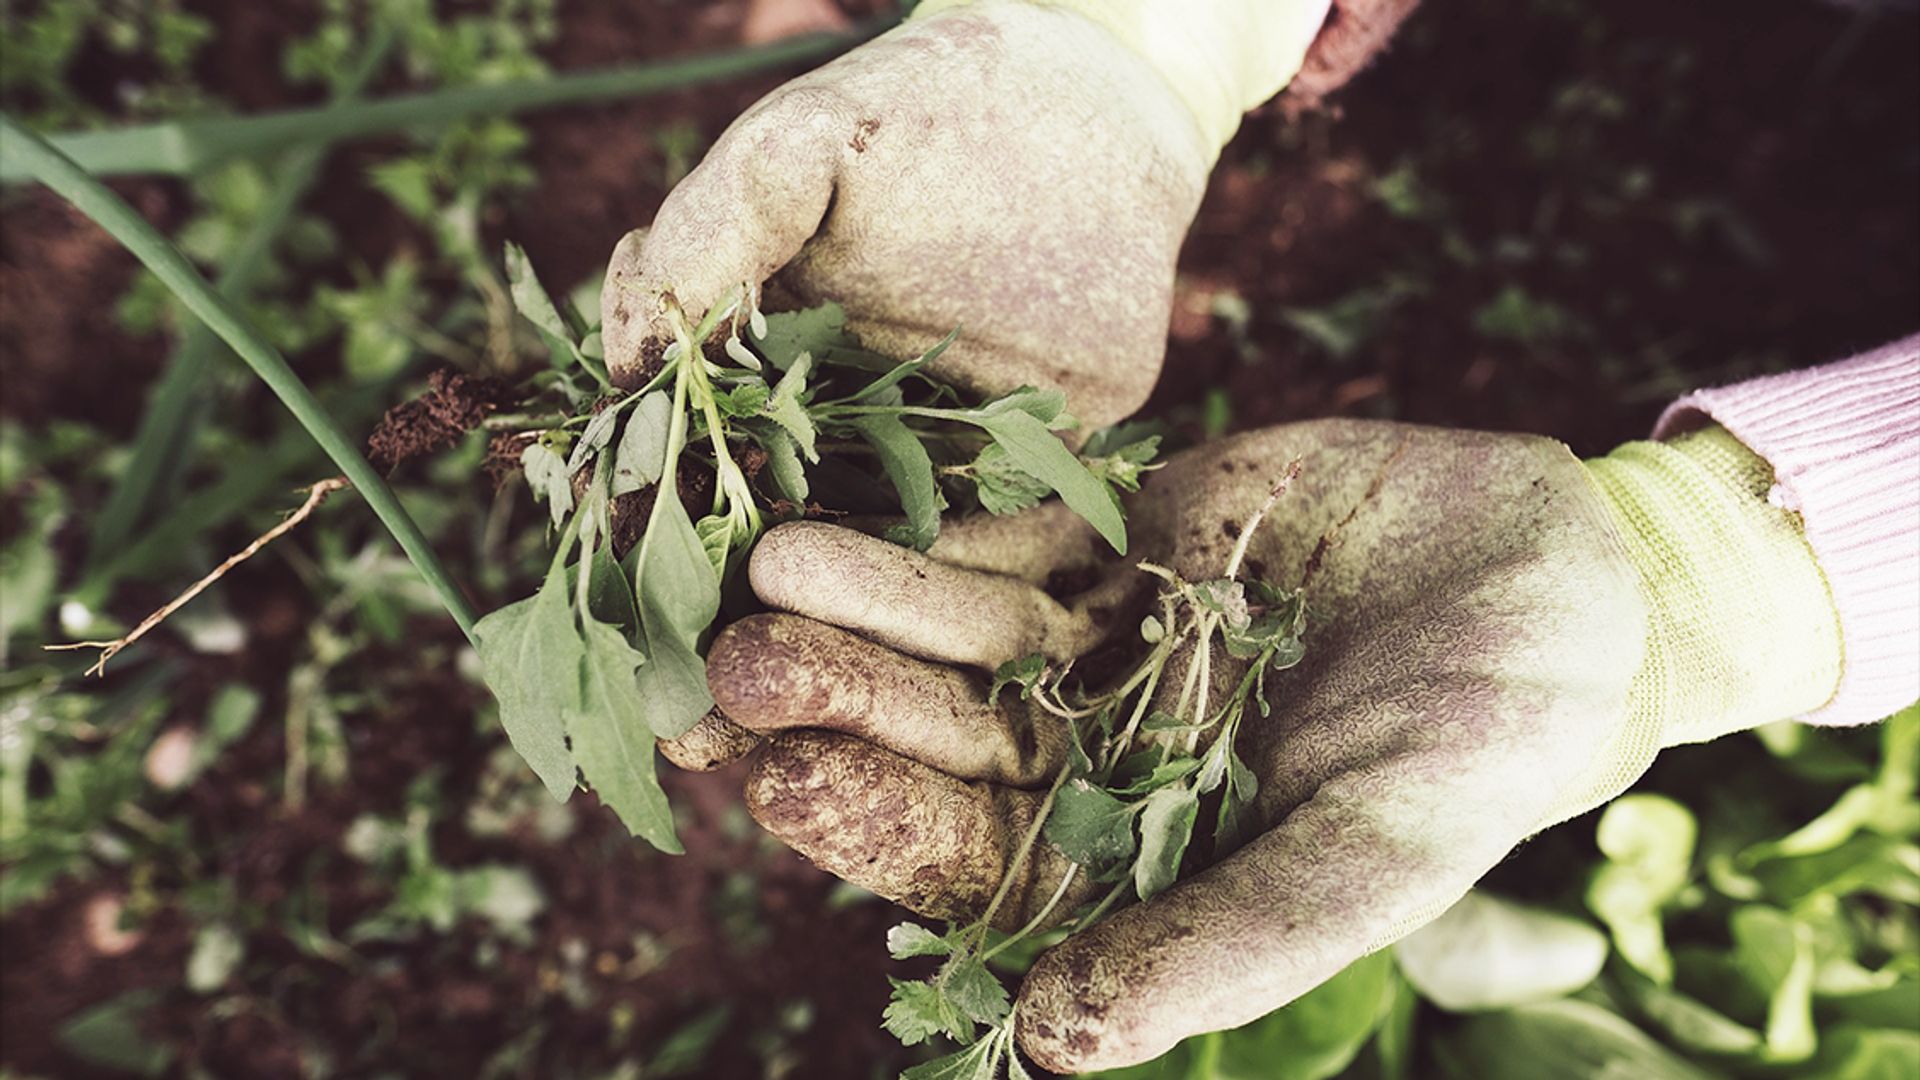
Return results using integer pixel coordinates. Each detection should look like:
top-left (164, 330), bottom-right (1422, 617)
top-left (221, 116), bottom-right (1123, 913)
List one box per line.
top-left (367, 369), bottom-right (518, 474)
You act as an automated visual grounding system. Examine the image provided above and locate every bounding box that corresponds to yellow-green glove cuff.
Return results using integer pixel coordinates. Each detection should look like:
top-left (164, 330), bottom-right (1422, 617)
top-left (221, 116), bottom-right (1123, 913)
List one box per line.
top-left (1589, 425), bottom-right (1844, 748)
top-left (912, 0), bottom-right (1331, 159)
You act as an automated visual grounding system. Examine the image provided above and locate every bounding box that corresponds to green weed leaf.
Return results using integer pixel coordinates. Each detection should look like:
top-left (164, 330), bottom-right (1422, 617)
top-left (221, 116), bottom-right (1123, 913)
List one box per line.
top-left (1110, 757), bottom-right (1200, 796)
top-left (520, 442), bottom-right (574, 529)
top-left (971, 407), bottom-right (1125, 554)
top-left (1135, 784), bottom-right (1199, 902)
top-left (566, 404), bottom-right (622, 475)
top-left (611, 390), bottom-right (672, 497)
top-left (853, 413), bottom-right (942, 551)
top-left (504, 241), bottom-right (588, 372)
top-left (474, 567), bottom-right (580, 802)
top-left (885, 978), bottom-right (973, 1046)
top-left (1083, 433), bottom-right (1161, 494)
top-left (942, 954), bottom-right (1012, 1029)
top-left (753, 302), bottom-right (859, 371)
top-left (1394, 890), bottom-right (1608, 1012)
top-left (887, 922), bottom-right (956, 960)
top-left (571, 618), bottom-right (680, 853)
top-left (901, 1037), bottom-right (998, 1080)
top-left (632, 479), bottom-right (719, 739)
top-left (845, 327), bottom-right (957, 403)
top-left (1587, 794), bottom-right (1697, 984)
top-left (969, 442), bottom-right (1052, 517)
top-left (988, 653), bottom-right (1047, 704)
top-left (762, 352), bottom-right (818, 461)
top-left (975, 385), bottom-right (1067, 426)
top-left (1047, 780), bottom-right (1138, 873)
top-left (694, 514), bottom-right (732, 581)
top-left (762, 427), bottom-right (809, 504)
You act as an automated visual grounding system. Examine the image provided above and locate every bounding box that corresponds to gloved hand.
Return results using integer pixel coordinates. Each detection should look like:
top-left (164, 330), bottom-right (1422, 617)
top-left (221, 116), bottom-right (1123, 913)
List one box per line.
top-left (691, 418), bottom-right (1843, 1071)
top-left (599, 0), bottom-right (1334, 430)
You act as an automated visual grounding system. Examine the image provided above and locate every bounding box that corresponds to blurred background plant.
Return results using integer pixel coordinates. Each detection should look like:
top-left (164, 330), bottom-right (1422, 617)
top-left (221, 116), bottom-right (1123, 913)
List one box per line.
top-left (0, 0), bottom-right (1914, 1077)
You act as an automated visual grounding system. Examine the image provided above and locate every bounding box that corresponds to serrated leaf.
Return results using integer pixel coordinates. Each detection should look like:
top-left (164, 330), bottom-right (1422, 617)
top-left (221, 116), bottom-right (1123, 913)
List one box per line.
top-left (1135, 784), bottom-right (1199, 901)
top-left (474, 567), bottom-right (580, 802)
top-left (715, 381), bottom-right (770, 417)
top-left (1047, 780), bottom-right (1138, 871)
top-left (971, 408), bottom-right (1125, 554)
top-left (762, 352), bottom-right (818, 461)
top-left (762, 427), bottom-right (809, 504)
top-left (1223, 580), bottom-right (1306, 659)
top-left (570, 618), bottom-right (680, 852)
top-left (970, 442), bottom-right (1052, 517)
top-left (887, 922), bottom-right (955, 960)
top-left (941, 954), bottom-right (1012, 1029)
top-left (853, 413), bottom-right (942, 551)
top-left (612, 390), bottom-right (672, 497)
top-left (1084, 433), bottom-right (1162, 493)
top-left (753, 302), bottom-right (859, 371)
top-left (1191, 578), bottom-right (1249, 626)
top-left (884, 978), bottom-right (971, 1046)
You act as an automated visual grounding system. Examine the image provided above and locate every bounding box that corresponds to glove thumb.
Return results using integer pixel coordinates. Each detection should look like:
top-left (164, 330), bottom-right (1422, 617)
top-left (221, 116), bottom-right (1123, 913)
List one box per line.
top-left (600, 86), bottom-right (846, 386)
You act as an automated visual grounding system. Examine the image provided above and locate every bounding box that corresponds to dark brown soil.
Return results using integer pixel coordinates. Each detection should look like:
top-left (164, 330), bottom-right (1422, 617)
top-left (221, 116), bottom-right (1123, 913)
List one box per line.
top-left (366, 368), bottom-right (516, 474)
top-left (2, 0), bottom-right (1915, 1077)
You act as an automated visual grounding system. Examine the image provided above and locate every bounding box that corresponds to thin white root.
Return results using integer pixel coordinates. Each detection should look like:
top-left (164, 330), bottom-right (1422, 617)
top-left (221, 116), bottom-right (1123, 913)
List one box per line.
top-left (46, 477), bottom-right (350, 676)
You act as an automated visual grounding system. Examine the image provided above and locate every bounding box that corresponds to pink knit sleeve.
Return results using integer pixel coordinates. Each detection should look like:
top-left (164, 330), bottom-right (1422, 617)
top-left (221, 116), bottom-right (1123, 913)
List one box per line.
top-left (1655, 335), bottom-right (1920, 726)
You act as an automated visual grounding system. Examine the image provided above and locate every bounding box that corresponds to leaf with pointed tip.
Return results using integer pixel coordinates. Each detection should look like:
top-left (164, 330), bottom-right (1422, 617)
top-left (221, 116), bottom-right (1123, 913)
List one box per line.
top-left (474, 567), bottom-right (579, 802)
top-left (571, 618), bottom-right (680, 852)
top-left (1135, 784), bottom-right (1199, 902)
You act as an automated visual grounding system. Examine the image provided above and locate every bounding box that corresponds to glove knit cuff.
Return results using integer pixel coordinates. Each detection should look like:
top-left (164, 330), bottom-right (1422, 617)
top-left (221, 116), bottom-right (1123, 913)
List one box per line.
top-left (1656, 337), bottom-right (1920, 727)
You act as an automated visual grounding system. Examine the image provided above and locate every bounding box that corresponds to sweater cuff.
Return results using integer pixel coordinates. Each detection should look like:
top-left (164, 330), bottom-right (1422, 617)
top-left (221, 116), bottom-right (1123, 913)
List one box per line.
top-left (1654, 335), bottom-right (1920, 727)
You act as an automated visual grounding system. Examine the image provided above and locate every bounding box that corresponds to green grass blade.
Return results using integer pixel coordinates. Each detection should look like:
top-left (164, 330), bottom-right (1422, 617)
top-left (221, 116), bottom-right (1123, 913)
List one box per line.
top-left (2, 114), bottom-right (479, 641)
top-left (86, 27), bottom-right (398, 566)
top-left (0, 23), bottom-right (886, 182)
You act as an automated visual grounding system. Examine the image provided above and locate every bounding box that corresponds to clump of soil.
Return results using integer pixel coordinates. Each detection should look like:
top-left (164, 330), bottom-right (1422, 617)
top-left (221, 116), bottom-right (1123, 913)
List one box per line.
top-left (366, 368), bottom-right (518, 474)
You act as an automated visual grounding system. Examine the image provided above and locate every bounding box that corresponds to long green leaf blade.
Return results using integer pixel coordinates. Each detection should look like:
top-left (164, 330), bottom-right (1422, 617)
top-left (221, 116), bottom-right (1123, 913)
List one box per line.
top-left (572, 619), bottom-right (680, 852)
top-left (851, 414), bottom-right (941, 550)
top-left (972, 409), bottom-right (1127, 554)
top-left (473, 570), bottom-right (580, 801)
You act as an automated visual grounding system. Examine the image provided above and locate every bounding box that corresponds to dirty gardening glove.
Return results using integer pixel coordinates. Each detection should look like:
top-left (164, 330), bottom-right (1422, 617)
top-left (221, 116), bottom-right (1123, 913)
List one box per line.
top-left (696, 418), bottom-right (1842, 1072)
top-left (600, 0), bottom-right (1331, 429)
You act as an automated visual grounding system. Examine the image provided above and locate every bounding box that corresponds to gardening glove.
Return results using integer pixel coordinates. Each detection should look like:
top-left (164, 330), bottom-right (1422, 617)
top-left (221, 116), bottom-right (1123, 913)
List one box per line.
top-left (698, 417), bottom-right (1842, 1072)
top-left (600, 0), bottom-right (1334, 430)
